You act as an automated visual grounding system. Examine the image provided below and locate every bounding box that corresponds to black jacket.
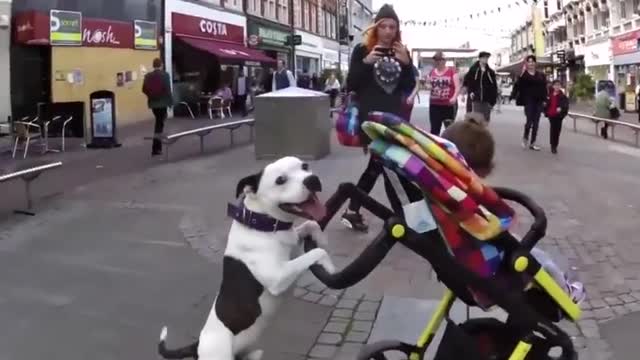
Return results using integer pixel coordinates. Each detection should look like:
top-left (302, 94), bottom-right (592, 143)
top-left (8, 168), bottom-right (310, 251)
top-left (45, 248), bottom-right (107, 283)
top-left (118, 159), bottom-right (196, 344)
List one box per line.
top-left (346, 44), bottom-right (415, 122)
top-left (511, 70), bottom-right (547, 106)
top-left (463, 61), bottom-right (498, 106)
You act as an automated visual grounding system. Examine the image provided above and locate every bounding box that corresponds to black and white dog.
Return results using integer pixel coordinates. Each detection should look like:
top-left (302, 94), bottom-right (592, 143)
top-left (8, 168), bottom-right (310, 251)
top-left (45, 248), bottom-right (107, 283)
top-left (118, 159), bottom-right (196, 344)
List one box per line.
top-left (158, 156), bottom-right (336, 360)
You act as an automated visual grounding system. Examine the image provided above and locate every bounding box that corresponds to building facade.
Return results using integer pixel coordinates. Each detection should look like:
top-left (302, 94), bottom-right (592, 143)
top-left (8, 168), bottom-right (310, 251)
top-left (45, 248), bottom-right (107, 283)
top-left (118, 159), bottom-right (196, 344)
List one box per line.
top-left (11, 0), bottom-right (162, 141)
top-left (0, 0), bottom-right (10, 130)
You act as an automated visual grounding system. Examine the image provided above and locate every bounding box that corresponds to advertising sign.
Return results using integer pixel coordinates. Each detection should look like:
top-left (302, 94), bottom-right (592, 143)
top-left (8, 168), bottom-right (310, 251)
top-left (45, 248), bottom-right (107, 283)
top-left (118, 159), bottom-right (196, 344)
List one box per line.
top-left (134, 20), bottom-right (158, 50)
top-left (171, 13), bottom-right (243, 44)
top-left (82, 19), bottom-right (134, 48)
top-left (50, 10), bottom-right (82, 45)
top-left (91, 98), bottom-right (114, 138)
top-left (612, 29), bottom-right (640, 56)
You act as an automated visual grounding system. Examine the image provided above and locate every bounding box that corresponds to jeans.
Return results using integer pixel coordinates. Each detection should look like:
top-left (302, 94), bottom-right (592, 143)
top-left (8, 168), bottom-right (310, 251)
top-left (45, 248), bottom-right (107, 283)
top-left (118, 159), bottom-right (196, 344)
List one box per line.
top-left (472, 101), bottom-right (493, 122)
top-left (523, 102), bottom-right (543, 144)
top-left (429, 104), bottom-right (455, 135)
top-left (151, 107), bottom-right (167, 154)
top-left (548, 116), bottom-right (564, 149)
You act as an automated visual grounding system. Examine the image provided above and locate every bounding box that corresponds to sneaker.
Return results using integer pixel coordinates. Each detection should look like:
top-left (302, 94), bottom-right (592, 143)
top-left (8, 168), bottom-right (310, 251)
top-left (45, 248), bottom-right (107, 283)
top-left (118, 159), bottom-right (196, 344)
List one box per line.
top-left (551, 147), bottom-right (558, 154)
top-left (341, 212), bottom-right (368, 232)
top-left (522, 139), bottom-right (528, 149)
top-left (529, 144), bottom-right (541, 151)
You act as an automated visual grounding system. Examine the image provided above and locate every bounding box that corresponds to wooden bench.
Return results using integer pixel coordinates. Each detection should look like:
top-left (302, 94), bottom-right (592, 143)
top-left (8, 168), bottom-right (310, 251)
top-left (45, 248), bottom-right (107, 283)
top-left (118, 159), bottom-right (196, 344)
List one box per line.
top-left (567, 112), bottom-right (640, 147)
top-left (0, 161), bottom-right (63, 216)
top-left (144, 118), bottom-right (255, 161)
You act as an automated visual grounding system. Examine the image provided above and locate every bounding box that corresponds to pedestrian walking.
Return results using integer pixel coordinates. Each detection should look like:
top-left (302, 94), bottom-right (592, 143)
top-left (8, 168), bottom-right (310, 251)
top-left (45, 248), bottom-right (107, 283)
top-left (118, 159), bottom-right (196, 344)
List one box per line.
top-left (272, 59), bottom-right (296, 90)
top-left (235, 66), bottom-right (249, 117)
top-left (142, 58), bottom-right (173, 157)
top-left (400, 63), bottom-right (421, 121)
top-left (594, 82), bottom-right (619, 139)
top-left (340, 3), bottom-right (418, 232)
top-left (324, 72), bottom-right (341, 108)
top-left (428, 51), bottom-right (461, 135)
top-left (297, 68), bottom-right (311, 89)
top-left (511, 55), bottom-right (547, 151)
top-left (544, 80), bottom-right (569, 154)
top-left (463, 51), bottom-right (498, 122)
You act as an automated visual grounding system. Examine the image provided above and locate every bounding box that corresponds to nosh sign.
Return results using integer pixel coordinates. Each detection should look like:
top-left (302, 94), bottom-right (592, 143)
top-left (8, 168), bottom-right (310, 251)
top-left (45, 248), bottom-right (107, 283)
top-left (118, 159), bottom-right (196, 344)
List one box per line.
top-left (172, 13), bottom-right (243, 44)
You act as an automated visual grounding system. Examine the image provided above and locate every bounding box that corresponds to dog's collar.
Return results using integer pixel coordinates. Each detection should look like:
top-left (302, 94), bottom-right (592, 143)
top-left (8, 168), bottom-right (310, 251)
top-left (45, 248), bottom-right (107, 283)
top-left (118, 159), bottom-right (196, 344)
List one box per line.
top-left (227, 202), bottom-right (294, 232)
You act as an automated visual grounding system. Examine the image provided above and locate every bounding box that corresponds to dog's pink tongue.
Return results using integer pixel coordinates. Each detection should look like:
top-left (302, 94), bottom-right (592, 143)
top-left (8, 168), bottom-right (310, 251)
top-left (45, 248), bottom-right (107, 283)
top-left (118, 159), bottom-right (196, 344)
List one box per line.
top-left (301, 195), bottom-right (327, 221)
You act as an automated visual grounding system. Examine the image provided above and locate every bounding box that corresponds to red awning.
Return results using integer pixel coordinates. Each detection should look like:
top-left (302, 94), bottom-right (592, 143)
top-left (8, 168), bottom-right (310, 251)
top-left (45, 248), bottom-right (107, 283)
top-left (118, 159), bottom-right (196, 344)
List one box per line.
top-left (178, 36), bottom-right (276, 64)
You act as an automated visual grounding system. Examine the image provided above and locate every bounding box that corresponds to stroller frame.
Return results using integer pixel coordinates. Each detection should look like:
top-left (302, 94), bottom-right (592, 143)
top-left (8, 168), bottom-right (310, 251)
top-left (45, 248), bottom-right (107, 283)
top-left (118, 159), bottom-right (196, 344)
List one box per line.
top-left (303, 177), bottom-right (582, 360)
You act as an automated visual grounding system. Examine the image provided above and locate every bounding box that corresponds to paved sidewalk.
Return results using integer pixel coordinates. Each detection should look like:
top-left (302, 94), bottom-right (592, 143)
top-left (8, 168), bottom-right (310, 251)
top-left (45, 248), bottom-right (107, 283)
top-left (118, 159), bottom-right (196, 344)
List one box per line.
top-left (0, 114), bottom-right (254, 218)
top-left (2, 105), bottom-right (640, 359)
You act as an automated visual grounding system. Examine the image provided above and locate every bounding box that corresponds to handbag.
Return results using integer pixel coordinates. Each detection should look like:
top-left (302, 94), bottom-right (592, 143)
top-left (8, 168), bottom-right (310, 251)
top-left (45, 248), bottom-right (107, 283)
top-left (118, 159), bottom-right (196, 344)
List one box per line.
top-left (335, 92), bottom-right (363, 147)
top-left (609, 107), bottom-right (621, 120)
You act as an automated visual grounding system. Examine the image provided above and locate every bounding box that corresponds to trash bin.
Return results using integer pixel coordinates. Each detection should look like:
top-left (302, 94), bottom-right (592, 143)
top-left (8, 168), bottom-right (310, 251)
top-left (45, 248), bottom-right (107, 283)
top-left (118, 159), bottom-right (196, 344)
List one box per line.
top-left (87, 90), bottom-right (121, 148)
top-left (254, 87), bottom-right (331, 160)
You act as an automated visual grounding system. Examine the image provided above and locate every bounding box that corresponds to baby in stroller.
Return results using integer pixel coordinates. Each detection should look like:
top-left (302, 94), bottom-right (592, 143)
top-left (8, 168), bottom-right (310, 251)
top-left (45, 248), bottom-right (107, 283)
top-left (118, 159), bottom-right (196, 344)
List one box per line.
top-left (304, 111), bottom-right (586, 359)
top-left (440, 113), bottom-right (585, 307)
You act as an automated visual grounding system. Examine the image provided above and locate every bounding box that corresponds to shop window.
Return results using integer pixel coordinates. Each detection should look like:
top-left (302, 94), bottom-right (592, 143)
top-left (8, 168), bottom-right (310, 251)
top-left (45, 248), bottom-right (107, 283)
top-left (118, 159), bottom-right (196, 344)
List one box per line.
top-left (261, 0), bottom-right (268, 17)
top-left (311, 4), bottom-right (317, 33)
top-left (303, 0), bottom-right (310, 30)
top-left (319, 8), bottom-right (325, 36)
top-left (620, 1), bottom-right (627, 19)
top-left (294, 0), bottom-right (302, 28)
top-left (593, 14), bottom-right (599, 30)
top-left (269, 0), bottom-right (276, 20)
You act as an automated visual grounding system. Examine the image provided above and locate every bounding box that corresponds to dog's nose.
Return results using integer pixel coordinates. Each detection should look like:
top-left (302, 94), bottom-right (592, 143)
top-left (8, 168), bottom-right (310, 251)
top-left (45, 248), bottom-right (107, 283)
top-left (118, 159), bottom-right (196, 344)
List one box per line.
top-left (303, 175), bottom-right (322, 192)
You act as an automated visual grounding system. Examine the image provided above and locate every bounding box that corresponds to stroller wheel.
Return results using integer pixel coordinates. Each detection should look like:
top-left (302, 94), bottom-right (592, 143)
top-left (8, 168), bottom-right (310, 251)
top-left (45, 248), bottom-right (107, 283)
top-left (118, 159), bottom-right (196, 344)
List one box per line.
top-left (356, 340), bottom-right (417, 360)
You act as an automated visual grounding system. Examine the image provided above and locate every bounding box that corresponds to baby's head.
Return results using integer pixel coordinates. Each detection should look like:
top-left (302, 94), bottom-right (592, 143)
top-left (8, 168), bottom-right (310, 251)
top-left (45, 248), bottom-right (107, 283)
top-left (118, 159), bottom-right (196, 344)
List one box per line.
top-left (441, 113), bottom-right (495, 178)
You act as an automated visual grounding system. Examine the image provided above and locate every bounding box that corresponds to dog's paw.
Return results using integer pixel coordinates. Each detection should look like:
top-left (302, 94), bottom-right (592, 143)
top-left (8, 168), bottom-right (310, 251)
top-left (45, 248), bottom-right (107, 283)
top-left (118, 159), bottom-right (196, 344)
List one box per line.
top-left (316, 249), bottom-right (336, 274)
top-left (296, 221), bottom-right (327, 245)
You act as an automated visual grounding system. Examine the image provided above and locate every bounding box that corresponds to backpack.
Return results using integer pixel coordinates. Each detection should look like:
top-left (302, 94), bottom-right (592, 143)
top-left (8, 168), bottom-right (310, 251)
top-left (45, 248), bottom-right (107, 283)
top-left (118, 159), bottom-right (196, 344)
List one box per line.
top-left (144, 71), bottom-right (166, 99)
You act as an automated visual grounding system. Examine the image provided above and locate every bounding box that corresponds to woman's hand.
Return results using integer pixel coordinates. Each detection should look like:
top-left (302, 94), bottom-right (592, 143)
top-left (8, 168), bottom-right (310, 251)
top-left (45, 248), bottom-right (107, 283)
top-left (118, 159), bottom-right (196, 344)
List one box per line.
top-left (393, 42), bottom-right (410, 65)
top-left (406, 95), bottom-right (415, 105)
top-left (363, 50), bottom-right (383, 65)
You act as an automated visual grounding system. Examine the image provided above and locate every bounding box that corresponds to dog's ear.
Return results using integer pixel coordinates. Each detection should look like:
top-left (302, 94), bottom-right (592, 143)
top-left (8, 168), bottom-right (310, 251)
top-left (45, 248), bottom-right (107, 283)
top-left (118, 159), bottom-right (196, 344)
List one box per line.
top-left (236, 171), bottom-right (263, 198)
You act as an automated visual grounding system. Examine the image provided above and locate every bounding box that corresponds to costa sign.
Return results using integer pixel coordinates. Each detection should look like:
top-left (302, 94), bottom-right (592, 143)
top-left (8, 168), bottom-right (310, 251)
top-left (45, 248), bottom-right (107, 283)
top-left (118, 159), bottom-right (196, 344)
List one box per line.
top-left (172, 13), bottom-right (243, 44)
top-left (612, 29), bottom-right (640, 56)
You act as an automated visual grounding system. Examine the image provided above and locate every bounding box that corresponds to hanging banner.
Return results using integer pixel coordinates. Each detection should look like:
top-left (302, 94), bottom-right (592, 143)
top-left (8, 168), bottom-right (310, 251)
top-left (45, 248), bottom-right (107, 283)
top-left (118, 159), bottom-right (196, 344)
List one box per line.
top-left (50, 10), bottom-right (82, 45)
top-left (134, 20), bottom-right (158, 50)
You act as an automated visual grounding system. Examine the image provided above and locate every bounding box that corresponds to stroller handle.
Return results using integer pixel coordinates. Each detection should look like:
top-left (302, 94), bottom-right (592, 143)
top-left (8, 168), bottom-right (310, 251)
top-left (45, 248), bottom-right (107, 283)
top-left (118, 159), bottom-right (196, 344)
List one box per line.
top-left (304, 183), bottom-right (401, 289)
top-left (493, 187), bottom-right (548, 250)
top-left (304, 183), bottom-right (549, 289)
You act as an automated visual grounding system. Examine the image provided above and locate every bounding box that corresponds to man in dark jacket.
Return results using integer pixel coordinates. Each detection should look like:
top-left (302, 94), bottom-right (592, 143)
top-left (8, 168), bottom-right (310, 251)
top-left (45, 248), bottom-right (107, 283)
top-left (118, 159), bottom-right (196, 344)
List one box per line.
top-left (463, 51), bottom-right (498, 121)
top-left (142, 58), bottom-right (173, 156)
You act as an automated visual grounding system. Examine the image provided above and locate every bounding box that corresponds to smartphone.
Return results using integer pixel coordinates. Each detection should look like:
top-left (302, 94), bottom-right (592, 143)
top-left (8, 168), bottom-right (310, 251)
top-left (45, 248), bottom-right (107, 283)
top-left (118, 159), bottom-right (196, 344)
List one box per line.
top-left (375, 47), bottom-right (393, 56)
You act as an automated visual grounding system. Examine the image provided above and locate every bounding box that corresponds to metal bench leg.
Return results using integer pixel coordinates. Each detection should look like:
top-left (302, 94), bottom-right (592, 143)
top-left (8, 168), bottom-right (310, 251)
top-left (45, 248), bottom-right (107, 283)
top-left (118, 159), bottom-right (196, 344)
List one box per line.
top-left (14, 179), bottom-right (36, 216)
top-left (12, 137), bottom-right (19, 158)
top-left (595, 122), bottom-right (598, 135)
top-left (199, 135), bottom-right (205, 153)
top-left (611, 126), bottom-right (616, 140)
top-left (573, 117), bottom-right (577, 132)
top-left (165, 144), bottom-right (170, 162)
top-left (636, 131), bottom-right (639, 147)
top-left (249, 125), bottom-right (254, 141)
top-left (230, 129), bottom-right (235, 146)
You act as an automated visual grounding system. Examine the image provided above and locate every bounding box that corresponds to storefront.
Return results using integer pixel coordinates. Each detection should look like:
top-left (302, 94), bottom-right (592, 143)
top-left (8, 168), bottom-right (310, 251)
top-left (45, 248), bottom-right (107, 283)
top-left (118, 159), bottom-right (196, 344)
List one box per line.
top-left (165, 0), bottom-right (274, 108)
top-left (321, 38), bottom-right (340, 70)
top-left (12, 10), bottom-right (160, 139)
top-left (584, 39), bottom-right (612, 81)
top-left (612, 29), bottom-right (640, 108)
top-left (246, 17), bottom-right (291, 67)
top-left (295, 30), bottom-right (322, 75)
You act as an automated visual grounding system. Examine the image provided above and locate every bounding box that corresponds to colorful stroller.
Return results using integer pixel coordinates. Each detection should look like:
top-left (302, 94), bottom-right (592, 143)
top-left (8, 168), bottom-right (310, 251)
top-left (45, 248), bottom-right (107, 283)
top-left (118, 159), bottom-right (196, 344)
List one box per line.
top-left (303, 112), bottom-right (585, 359)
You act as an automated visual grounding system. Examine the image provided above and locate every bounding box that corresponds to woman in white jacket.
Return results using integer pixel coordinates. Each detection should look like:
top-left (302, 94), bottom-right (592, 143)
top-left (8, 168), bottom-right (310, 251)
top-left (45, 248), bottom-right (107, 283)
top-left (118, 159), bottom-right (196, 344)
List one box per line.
top-left (325, 72), bottom-right (341, 107)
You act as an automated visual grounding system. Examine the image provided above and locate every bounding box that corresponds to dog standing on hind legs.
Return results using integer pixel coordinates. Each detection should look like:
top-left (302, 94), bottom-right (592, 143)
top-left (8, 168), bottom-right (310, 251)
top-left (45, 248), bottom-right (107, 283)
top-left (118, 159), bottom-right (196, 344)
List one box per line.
top-left (158, 156), bottom-right (336, 360)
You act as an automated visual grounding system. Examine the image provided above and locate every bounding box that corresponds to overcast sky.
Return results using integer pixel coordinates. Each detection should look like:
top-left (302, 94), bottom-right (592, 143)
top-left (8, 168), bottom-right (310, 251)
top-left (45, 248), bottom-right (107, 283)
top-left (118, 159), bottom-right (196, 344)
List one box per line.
top-left (370, 0), bottom-right (531, 52)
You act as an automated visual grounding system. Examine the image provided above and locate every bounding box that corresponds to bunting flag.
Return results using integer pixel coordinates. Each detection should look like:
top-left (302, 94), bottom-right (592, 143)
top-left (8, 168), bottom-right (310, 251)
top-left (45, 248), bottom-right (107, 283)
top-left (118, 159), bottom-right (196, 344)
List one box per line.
top-left (400, 0), bottom-right (532, 27)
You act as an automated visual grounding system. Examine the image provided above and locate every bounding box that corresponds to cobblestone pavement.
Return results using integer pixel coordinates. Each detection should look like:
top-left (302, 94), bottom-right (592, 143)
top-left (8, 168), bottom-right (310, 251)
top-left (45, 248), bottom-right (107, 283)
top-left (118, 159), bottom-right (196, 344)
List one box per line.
top-left (3, 102), bottom-right (640, 359)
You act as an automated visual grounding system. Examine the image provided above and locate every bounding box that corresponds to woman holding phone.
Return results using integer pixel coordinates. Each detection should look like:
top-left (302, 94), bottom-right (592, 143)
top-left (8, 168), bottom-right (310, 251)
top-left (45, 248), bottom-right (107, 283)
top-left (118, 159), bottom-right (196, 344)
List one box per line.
top-left (341, 3), bottom-right (418, 232)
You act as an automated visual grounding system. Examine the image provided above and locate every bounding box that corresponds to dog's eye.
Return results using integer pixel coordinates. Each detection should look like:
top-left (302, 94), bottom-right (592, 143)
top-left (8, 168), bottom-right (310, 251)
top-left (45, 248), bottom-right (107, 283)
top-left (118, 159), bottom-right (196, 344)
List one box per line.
top-left (301, 163), bottom-right (309, 171)
top-left (275, 175), bottom-right (287, 185)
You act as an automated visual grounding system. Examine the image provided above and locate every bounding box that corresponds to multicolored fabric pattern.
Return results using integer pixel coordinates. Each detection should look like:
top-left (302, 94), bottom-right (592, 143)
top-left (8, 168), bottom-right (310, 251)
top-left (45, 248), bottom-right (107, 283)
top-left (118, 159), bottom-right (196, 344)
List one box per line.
top-left (335, 93), bottom-right (363, 147)
top-left (363, 111), bottom-right (516, 309)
